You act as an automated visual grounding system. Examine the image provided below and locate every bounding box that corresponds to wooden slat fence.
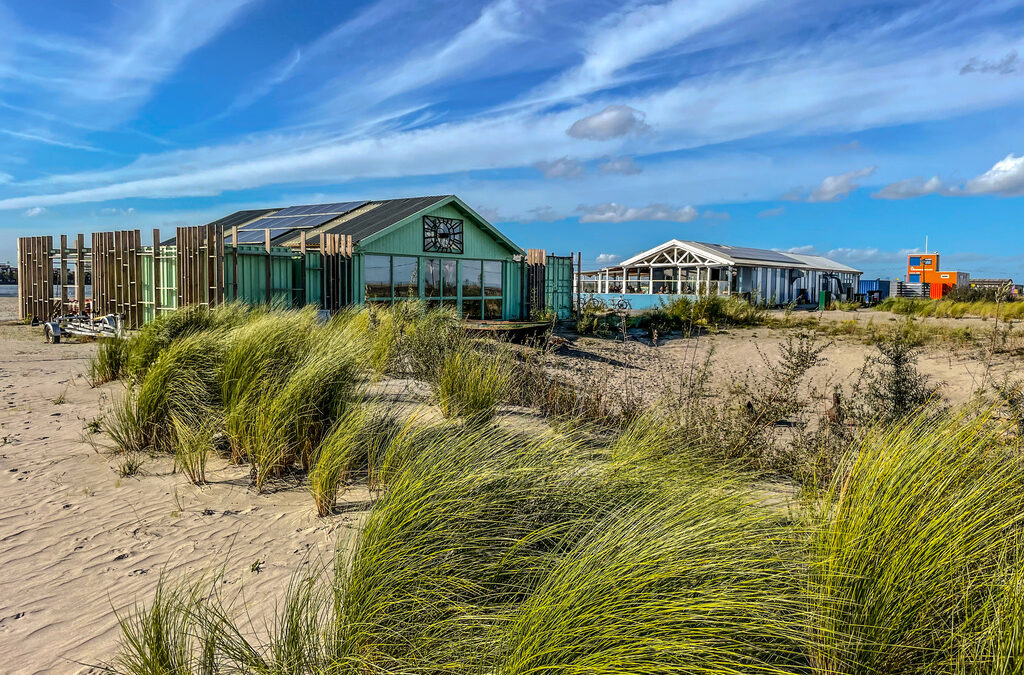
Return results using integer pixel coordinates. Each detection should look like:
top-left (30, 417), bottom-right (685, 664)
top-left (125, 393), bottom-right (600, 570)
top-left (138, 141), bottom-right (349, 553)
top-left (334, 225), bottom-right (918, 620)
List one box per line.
top-left (16, 227), bottom-right (355, 328)
top-left (175, 224), bottom-right (225, 308)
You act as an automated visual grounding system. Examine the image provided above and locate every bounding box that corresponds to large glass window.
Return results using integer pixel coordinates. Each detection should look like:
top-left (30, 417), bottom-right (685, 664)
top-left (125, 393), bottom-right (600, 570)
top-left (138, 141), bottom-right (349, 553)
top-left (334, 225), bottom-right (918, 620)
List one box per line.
top-left (425, 258), bottom-right (441, 297)
top-left (484, 261), bottom-right (502, 297)
top-left (442, 259), bottom-right (458, 296)
top-left (365, 255), bottom-right (391, 299)
top-left (363, 254), bottom-right (503, 319)
top-left (462, 260), bottom-right (482, 296)
top-left (393, 257), bottom-right (418, 299)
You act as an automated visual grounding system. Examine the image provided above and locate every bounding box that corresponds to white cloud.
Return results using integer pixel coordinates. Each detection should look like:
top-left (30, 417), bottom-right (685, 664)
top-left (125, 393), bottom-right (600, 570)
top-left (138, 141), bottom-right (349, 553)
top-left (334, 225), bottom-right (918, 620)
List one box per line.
top-left (567, 105), bottom-right (651, 140)
top-left (598, 156), bottom-right (642, 175)
top-left (0, 172), bottom-right (12, 184)
top-left (4, 30), bottom-right (1024, 211)
top-left (872, 176), bottom-right (948, 200)
top-left (534, 157), bottom-right (586, 179)
top-left (99, 207), bottom-right (137, 216)
top-left (807, 166), bottom-right (877, 202)
top-left (702, 209), bottom-right (730, 220)
top-left (23, 207), bottom-right (45, 217)
top-left (964, 154), bottom-right (1024, 196)
top-left (595, 253), bottom-right (622, 265)
top-left (873, 153), bottom-right (1024, 200)
top-left (758, 206), bottom-right (785, 218)
top-left (577, 202), bottom-right (698, 223)
top-left (784, 245), bottom-right (817, 255)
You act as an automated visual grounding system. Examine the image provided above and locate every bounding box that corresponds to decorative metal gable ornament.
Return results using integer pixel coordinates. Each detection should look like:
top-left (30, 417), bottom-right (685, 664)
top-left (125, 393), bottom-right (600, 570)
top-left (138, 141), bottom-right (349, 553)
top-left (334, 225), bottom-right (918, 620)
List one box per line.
top-left (423, 215), bottom-right (464, 254)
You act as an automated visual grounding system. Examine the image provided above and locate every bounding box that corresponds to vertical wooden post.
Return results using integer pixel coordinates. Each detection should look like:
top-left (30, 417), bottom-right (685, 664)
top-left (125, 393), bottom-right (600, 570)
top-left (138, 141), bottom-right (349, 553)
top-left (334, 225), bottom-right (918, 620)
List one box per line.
top-left (231, 226), bottom-right (239, 302)
top-left (59, 234), bottom-right (68, 313)
top-left (299, 230), bottom-right (307, 307)
top-left (16, 238), bottom-right (23, 321)
top-left (152, 228), bottom-right (161, 318)
top-left (319, 236), bottom-right (327, 310)
top-left (75, 234), bottom-right (85, 315)
top-left (215, 225), bottom-right (223, 305)
top-left (132, 229), bottom-right (142, 328)
top-left (264, 228), bottom-right (272, 305)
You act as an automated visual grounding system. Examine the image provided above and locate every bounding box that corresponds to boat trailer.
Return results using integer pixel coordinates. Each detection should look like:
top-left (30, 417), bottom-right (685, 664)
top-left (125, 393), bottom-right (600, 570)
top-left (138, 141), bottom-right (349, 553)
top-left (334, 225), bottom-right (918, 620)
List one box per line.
top-left (39, 314), bottom-right (123, 344)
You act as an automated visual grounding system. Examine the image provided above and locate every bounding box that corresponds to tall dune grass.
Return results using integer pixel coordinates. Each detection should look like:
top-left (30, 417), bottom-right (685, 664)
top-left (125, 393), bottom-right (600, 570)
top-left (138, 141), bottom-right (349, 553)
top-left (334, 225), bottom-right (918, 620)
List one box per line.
top-left (433, 347), bottom-right (511, 425)
top-left (111, 403), bottom-right (1024, 673)
top-left (308, 404), bottom-right (398, 516)
top-left (105, 332), bottom-right (224, 454)
top-left (808, 409), bottom-right (1024, 672)
top-left (88, 335), bottom-right (128, 386)
top-left (877, 296), bottom-right (1024, 321)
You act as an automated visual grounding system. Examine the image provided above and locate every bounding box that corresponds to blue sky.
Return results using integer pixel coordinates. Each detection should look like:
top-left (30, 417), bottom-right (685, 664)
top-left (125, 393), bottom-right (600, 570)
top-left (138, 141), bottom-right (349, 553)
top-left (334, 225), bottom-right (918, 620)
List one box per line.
top-left (0, 0), bottom-right (1022, 280)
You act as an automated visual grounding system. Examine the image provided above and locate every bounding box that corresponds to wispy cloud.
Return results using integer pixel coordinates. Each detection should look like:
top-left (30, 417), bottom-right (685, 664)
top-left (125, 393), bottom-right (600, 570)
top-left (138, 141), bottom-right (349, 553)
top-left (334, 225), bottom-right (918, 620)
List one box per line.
top-left (23, 206), bottom-right (45, 217)
top-left (1, 0), bottom-right (257, 125)
top-left (0, 129), bottom-right (107, 153)
top-left (595, 253), bottom-right (622, 265)
top-left (531, 0), bottom-right (766, 104)
top-left (758, 206), bottom-right (785, 217)
top-left (872, 176), bottom-right (948, 200)
top-left (578, 202), bottom-right (698, 223)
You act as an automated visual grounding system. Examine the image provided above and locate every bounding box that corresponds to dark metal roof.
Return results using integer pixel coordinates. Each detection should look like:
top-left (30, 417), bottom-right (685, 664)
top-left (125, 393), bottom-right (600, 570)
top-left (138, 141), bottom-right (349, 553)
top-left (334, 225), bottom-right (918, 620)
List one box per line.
top-left (304, 195), bottom-right (449, 245)
top-left (694, 242), bottom-right (804, 265)
top-left (163, 209), bottom-right (276, 245)
top-left (165, 197), bottom-right (452, 248)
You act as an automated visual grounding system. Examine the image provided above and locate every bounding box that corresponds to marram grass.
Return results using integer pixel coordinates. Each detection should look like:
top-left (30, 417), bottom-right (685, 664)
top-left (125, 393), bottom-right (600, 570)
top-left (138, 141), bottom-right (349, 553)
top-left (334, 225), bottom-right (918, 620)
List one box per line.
top-left (808, 409), bottom-right (1024, 673)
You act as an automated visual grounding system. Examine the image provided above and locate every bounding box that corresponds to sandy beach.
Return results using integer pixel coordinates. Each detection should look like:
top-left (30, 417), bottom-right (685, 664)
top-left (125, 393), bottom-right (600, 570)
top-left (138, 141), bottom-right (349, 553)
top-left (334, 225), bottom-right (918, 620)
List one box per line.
top-left (0, 298), bottom-right (362, 673)
top-left (2, 295), bottom-right (1023, 672)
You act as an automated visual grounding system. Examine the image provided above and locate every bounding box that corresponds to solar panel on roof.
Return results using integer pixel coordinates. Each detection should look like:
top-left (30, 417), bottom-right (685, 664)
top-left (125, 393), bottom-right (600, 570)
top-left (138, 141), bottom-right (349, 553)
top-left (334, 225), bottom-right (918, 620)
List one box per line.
top-left (239, 212), bottom-right (340, 231)
top-left (272, 201), bottom-right (366, 217)
top-left (234, 228), bottom-right (296, 244)
top-left (699, 243), bottom-right (802, 265)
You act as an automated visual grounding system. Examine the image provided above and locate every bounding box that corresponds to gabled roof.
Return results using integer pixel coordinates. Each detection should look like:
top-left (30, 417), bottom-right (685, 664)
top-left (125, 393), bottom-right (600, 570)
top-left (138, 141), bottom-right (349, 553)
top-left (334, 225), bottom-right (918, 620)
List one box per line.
top-left (172, 195), bottom-right (522, 256)
top-left (597, 239), bottom-right (861, 274)
top-left (784, 252), bottom-right (862, 274)
top-left (296, 196), bottom-right (447, 246)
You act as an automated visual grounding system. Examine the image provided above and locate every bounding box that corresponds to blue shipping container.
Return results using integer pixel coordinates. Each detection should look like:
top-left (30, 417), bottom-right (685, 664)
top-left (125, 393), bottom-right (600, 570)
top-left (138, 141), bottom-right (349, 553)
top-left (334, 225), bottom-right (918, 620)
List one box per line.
top-left (858, 279), bottom-right (891, 299)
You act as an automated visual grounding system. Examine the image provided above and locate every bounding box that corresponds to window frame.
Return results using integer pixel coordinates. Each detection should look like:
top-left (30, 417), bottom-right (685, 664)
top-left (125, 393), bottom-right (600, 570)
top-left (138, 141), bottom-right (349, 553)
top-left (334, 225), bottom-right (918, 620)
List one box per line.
top-left (362, 253), bottom-right (505, 320)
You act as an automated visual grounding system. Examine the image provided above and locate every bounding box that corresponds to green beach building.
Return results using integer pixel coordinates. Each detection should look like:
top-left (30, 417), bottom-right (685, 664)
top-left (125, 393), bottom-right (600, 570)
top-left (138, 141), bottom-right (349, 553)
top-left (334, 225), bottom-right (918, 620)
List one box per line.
top-left (213, 195), bottom-right (527, 320)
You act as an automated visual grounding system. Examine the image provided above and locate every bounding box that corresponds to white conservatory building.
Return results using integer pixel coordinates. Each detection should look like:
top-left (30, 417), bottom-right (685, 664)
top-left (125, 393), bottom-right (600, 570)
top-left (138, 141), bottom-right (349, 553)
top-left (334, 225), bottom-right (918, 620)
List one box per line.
top-left (578, 239), bottom-right (861, 308)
